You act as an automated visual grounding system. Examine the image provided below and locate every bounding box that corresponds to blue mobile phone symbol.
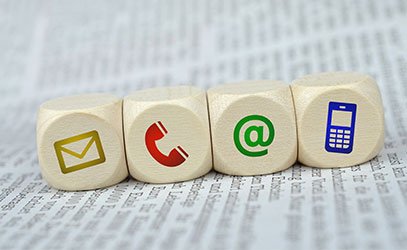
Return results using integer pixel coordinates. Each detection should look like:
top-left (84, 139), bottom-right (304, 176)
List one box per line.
top-left (325, 102), bottom-right (357, 154)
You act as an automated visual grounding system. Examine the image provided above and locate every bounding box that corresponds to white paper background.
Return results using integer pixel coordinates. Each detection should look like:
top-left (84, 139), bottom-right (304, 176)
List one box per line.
top-left (0, 1), bottom-right (407, 249)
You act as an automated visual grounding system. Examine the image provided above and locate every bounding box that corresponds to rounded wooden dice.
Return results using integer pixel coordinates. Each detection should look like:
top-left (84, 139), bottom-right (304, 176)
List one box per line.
top-left (291, 72), bottom-right (385, 168)
top-left (207, 80), bottom-right (297, 175)
top-left (36, 94), bottom-right (128, 191)
top-left (123, 86), bottom-right (212, 183)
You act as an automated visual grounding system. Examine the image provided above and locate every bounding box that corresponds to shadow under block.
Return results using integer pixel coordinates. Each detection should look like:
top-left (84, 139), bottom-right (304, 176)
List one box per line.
top-left (36, 94), bottom-right (128, 191)
top-left (207, 80), bottom-right (297, 175)
top-left (123, 86), bottom-right (212, 183)
top-left (291, 72), bottom-right (385, 168)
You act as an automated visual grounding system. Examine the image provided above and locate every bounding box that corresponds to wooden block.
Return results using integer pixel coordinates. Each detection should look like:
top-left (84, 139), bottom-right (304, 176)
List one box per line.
top-left (207, 80), bottom-right (297, 175)
top-left (291, 72), bottom-right (385, 168)
top-left (123, 86), bottom-right (212, 183)
top-left (37, 94), bottom-right (128, 191)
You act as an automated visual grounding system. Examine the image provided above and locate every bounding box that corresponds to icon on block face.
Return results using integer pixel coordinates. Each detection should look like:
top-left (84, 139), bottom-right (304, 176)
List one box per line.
top-left (233, 115), bottom-right (275, 157)
top-left (325, 102), bottom-right (357, 154)
top-left (145, 121), bottom-right (189, 167)
top-left (54, 130), bottom-right (106, 174)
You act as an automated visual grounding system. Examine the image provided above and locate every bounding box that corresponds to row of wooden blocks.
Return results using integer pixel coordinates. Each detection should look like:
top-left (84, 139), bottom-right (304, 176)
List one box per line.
top-left (37, 72), bottom-right (385, 191)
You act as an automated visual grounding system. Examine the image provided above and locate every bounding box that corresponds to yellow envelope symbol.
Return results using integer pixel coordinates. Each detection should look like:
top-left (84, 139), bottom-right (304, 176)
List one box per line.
top-left (54, 130), bottom-right (106, 174)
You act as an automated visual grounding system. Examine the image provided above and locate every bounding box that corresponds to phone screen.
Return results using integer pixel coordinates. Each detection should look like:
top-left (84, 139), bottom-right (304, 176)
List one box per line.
top-left (331, 110), bottom-right (352, 127)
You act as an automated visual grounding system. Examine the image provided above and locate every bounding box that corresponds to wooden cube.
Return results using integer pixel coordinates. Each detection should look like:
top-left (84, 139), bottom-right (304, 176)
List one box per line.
top-left (36, 94), bottom-right (128, 191)
top-left (123, 86), bottom-right (212, 183)
top-left (207, 80), bottom-right (297, 175)
top-left (291, 72), bottom-right (385, 168)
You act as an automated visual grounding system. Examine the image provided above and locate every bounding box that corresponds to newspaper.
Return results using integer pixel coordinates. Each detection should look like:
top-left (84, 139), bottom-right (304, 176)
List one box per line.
top-left (0, 1), bottom-right (407, 249)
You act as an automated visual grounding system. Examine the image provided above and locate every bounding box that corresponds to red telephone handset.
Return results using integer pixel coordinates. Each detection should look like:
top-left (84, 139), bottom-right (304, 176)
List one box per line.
top-left (145, 121), bottom-right (189, 167)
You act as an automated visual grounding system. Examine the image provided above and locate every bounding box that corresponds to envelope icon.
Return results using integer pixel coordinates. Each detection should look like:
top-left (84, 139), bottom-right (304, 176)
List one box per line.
top-left (54, 130), bottom-right (106, 174)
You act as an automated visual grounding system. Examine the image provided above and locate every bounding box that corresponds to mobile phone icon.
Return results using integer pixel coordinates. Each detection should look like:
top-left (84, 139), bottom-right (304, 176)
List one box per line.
top-left (325, 102), bottom-right (357, 154)
top-left (145, 121), bottom-right (188, 167)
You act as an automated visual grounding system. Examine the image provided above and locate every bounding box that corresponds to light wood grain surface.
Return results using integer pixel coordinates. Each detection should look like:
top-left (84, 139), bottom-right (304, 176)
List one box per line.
top-left (123, 86), bottom-right (212, 183)
top-left (207, 80), bottom-right (297, 175)
top-left (37, 94), bottom-right (128, 191)
top-left (291, 72), bottom-right (385, 168)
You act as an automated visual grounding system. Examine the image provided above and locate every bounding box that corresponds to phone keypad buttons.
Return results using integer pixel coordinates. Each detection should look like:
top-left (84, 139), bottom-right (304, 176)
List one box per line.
top-left (328, 128), bottom-right (352, 149)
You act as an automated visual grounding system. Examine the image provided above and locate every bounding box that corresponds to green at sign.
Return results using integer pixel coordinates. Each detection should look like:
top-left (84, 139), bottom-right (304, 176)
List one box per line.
top-left (233, 115), bottom-right (275, 157)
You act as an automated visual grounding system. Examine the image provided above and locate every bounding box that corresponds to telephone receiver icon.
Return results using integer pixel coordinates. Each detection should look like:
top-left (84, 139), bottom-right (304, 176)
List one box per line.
top-left (145, 121), bottom-right (189, 167)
